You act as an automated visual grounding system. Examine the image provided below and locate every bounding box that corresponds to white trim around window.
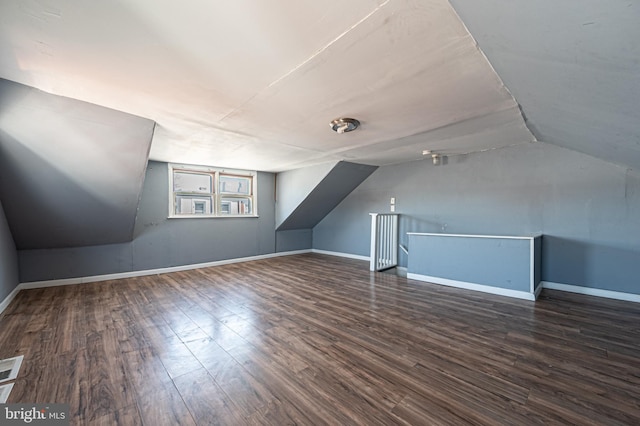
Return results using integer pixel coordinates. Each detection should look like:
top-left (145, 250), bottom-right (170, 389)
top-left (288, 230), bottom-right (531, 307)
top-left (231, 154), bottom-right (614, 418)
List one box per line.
top-left (168, 163), bottom-right (258, 218)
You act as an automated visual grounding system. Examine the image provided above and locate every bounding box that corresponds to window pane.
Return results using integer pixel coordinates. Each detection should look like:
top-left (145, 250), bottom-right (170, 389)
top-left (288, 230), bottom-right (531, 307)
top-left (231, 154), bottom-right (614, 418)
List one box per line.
top-left (220, 198), bottom-right (251, 215)
top-left (174, 172), bottom-right (212, 193)
top-left (170, 164), bottom-right (257, 218)
top-left (219, 175), bottom-right (251, 195)
top-left (175, 195), bottom-right (213, 215)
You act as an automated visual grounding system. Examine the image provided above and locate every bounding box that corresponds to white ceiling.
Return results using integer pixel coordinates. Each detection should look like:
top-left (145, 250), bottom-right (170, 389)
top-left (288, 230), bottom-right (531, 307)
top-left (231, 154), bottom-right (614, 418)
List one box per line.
top-left (2, 1), bottom-right (637, 173)
top-left (0, 0), bottom-right (536, 172)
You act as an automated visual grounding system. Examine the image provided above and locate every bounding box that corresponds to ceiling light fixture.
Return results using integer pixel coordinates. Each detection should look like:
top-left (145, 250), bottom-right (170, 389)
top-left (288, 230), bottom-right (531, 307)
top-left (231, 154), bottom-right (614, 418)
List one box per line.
top-left (330, 118), bottom-right (360, 134)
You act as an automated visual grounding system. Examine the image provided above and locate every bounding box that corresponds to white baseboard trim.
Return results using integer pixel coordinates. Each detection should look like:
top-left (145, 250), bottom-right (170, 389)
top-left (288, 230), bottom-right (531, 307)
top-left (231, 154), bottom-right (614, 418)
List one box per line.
top-left (17, 250), bottom-right (313, 292)
top-left (2, 250), bottom-right (313, 314)
top-left (311, 249), bottom-right (369, 262)
top-left (541, 281), bottom-right (640, 303)
top-left (396, 267), bottom-right (408, 278)
top-left (0, 286), bottom-right (21, 316)
top-left (534, 284), bottom-right (543, 299)
top-left (11, 251), bottom-right (639, 312)
top-left (407, 273), bottom-right (537, 301)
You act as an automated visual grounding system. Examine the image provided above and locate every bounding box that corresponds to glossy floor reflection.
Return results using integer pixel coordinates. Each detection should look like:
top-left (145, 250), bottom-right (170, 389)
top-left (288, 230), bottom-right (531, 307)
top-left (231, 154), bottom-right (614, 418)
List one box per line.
top-left (1, 253), bottom-right (640, 425)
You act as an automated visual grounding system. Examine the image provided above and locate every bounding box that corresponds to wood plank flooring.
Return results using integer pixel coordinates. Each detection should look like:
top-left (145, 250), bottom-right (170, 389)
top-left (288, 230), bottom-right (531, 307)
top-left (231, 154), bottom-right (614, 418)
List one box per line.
top-left (1, 253), bottom-right (640, 425)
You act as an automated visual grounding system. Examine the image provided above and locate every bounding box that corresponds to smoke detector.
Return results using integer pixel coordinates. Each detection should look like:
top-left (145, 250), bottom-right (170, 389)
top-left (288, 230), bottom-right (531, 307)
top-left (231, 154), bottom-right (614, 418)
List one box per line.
top-left (330, 118), bottom-right (360, 134)
top-left (422, 149), bottom-right (441, 165)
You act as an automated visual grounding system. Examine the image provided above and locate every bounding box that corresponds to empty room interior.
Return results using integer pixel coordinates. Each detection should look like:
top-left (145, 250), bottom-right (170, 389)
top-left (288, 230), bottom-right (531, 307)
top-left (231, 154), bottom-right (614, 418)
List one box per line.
top-left (1, 1), bottom-right (639, 424)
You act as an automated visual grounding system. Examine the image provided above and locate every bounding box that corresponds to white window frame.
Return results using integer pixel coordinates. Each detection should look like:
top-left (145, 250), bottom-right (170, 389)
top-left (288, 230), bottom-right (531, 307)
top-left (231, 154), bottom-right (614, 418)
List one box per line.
top-left (168, 163), bottom-right (258, 218)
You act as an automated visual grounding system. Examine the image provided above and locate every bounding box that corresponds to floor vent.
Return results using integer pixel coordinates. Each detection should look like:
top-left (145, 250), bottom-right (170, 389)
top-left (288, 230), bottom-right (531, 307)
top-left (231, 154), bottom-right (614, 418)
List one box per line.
top-left (0, 383), bottom-right (14, 403)
top-left (0, 355), bottom-right (24, 384)
top-left (0, 355), bottom-right (23, 403)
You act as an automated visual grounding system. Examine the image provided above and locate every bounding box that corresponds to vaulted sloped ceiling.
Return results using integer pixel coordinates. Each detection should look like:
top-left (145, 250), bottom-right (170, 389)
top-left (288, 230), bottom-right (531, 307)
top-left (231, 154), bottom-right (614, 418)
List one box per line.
top-left (0, 79), bottom-right (154, 249)
top-left (0, 1), bottom-right (637, 250)
top-left (276, 161), bottom-right (378, 231)
top-left (0, 0), bottom-right (534, 173)
top-left (450, 0), bottom-right (640, 170)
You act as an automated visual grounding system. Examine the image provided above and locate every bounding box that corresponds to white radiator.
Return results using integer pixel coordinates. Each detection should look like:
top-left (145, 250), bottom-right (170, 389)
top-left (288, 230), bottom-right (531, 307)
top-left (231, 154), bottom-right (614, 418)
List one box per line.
top-left (369, 213), bottom-right (399, 271)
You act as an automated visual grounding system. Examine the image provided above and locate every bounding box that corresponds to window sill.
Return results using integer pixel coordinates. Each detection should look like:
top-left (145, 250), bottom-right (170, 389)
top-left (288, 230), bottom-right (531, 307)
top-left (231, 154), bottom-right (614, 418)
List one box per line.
top-left (168, 215), bottom-right (260, 219)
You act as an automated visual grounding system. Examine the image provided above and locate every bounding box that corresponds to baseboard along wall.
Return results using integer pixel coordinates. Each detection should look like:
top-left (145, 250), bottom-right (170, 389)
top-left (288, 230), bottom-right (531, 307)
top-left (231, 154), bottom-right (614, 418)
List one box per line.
top-left (2, 250), bottom-right (639, 315)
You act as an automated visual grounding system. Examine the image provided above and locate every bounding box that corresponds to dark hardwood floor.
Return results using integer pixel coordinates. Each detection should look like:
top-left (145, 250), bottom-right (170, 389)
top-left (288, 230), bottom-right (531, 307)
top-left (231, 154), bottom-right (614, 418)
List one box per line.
top-left (1, 253), bottom-right (640, 425)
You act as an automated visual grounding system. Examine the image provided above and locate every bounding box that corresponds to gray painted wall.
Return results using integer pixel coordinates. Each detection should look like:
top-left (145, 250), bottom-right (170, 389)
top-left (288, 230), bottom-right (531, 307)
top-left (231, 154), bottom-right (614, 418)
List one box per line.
top-left (0, 198), bottom-right (19, 301)
top-left (0, 79), bottom-right (154, 249)
top-left (450, 0), bottom-right (640, 171)
top-left (408, 234), bottom-right (534, 292)
top-left (276, 161), bottom-right (337, 228)
top-left (275, 229), bottom-right (312, 253)
top-left (313, 142), bottom-right (640, 294)
top-left (18, 161), bottom-right (277, 282)
top-left (277, 161), bottom-right (378, 231)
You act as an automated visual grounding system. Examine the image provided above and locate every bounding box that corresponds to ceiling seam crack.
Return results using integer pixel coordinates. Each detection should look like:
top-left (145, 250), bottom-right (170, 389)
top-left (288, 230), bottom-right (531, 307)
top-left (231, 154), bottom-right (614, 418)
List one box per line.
top-left (263, 0), bottom-right (392, 91)
top-left (218, 0), bottom-right (393, 123)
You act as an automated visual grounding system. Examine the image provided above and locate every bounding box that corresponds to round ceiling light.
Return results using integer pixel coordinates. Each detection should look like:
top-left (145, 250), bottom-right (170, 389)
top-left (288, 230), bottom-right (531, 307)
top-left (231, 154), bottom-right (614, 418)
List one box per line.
top-left (330, 118), bottom-right (360, 134)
